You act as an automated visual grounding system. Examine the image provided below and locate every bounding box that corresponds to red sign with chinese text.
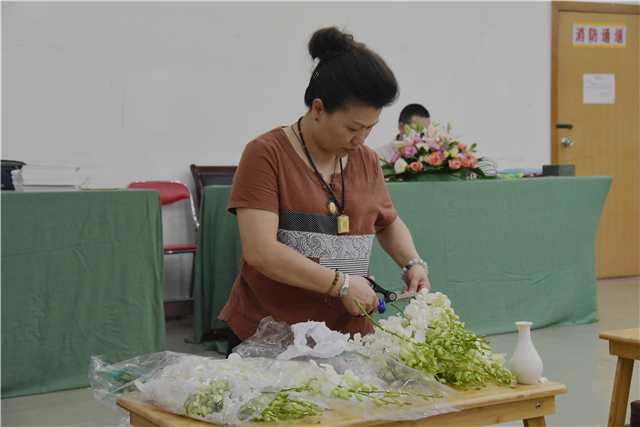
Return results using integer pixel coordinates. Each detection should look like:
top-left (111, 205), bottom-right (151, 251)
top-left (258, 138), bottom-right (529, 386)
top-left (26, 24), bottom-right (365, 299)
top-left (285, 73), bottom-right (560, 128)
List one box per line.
top-left (573, 23), bottom-right (627, 47)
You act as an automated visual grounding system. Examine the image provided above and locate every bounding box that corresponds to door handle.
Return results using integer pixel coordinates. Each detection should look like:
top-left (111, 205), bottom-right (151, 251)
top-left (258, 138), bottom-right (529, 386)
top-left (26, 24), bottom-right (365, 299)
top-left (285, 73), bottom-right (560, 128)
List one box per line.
top-left (556, 124), bottom-right (573, 129)
top-left (561, 138), bottom-right (574, 147)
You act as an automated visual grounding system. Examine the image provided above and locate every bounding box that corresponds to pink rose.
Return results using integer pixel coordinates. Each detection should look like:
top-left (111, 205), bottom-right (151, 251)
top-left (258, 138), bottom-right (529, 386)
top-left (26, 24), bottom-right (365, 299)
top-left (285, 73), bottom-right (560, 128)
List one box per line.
top-left (410, 161), bottom-right (423, 172)
top-left (448, 158), bottom-right (462, 169)
top-left (391, 150), bottom-right (402, 163)
top-left (401, 145), bottom-right (418, 159)
top-left (460, 156), bottom-right (471, 168)
top-left (414, 136), bottom-right (422, 145)
top-left (469, 156), bottom-right (478, 168)
top-left (457, 143), bottom-right (465, 150)
top-left (428, 152), bottom-right (443, 166)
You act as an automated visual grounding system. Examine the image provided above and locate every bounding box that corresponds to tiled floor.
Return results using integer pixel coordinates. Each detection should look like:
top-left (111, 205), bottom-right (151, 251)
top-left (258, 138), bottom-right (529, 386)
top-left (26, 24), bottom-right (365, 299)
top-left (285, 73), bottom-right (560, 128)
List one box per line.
top-left (2, 276), bottom-right (639, 426)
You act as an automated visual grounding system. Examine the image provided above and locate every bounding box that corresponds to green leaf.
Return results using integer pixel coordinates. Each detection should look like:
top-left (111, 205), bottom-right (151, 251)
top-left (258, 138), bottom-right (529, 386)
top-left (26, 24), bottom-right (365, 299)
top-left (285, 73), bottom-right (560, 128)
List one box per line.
top-left (474, 167), bottom-right (486, 177)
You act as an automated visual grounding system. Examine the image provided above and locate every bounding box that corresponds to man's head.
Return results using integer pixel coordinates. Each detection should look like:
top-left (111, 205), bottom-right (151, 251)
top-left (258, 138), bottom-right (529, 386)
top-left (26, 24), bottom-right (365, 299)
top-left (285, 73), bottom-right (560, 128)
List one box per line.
top-left (398, 104), bottom-right (430, 136)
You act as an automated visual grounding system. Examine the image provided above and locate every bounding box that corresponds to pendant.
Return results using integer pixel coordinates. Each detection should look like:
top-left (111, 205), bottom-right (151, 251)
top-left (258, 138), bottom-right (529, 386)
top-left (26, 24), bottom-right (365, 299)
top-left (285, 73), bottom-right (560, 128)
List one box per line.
top-left (337, 214), bottom-right (349, 234)
top-left (327, 200), bottom-right (338, 216)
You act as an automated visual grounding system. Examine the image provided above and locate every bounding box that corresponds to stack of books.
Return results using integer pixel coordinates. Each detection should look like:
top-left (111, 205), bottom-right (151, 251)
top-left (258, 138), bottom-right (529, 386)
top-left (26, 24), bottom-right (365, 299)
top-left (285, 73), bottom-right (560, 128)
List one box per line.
top-left (11, 165), bottom-right (82, 192)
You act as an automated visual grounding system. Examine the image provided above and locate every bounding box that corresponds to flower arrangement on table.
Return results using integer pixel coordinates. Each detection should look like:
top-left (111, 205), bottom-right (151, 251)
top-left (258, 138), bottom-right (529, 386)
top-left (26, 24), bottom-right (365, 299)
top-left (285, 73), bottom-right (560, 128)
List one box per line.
top-left (381, 121), bottom-right (489, 181)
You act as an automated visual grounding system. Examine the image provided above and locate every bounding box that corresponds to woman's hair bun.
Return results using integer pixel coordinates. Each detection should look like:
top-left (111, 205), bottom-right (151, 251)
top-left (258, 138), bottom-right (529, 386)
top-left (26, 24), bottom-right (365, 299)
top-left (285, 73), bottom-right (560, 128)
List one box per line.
top-left (308, 26), bottom-right (354, 62)
top-left (304, 26), bottom-right (398, 112)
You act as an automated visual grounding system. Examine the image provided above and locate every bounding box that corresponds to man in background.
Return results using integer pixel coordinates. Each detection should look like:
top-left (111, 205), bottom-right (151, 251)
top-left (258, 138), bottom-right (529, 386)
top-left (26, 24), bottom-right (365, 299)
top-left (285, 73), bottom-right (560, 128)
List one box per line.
top-left (376, 104), bottom-right (431, 162)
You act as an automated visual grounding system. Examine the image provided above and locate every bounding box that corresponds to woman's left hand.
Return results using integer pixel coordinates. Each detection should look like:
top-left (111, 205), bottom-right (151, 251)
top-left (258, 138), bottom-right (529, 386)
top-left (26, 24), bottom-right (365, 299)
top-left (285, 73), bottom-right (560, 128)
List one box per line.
top-left (403, 264), bottom-right (431, 293)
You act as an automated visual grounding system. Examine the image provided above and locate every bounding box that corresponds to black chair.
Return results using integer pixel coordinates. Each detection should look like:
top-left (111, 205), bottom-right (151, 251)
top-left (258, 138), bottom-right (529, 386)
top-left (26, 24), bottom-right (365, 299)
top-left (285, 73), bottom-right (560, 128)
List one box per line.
top-left (1, 160), bottom-right (25, 190)
top-left (189, 165), bottom-right (237, 215)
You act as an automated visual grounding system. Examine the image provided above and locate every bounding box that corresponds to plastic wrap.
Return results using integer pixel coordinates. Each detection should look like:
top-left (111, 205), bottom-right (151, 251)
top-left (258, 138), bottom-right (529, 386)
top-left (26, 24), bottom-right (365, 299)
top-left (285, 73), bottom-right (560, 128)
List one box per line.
top-left (91, 351), bottom-right (463, 425)
top-left (233, 316), bottom-right (294, 359)
top-left (89, 351), bottom-right (185, 411)
top-left (90, 319), bottom-right (465, 425)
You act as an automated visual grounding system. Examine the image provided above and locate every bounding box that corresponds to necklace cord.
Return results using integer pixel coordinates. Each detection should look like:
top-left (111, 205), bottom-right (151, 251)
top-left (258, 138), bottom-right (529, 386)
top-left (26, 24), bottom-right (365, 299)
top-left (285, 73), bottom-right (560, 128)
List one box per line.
top-left (293, 117), bottom-right (345, 213)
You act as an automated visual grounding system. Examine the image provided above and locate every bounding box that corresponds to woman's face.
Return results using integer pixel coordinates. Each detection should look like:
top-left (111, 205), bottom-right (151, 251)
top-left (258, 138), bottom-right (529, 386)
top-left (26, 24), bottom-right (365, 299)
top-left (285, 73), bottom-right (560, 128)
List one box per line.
top-left (314, 103), bottom-right (382, 157)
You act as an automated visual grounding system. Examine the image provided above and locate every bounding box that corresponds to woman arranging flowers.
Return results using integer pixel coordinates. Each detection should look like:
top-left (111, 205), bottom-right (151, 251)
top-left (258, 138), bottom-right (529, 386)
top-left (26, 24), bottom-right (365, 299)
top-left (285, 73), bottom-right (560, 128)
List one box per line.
top-left (219, 27), bottom-right (431, 355)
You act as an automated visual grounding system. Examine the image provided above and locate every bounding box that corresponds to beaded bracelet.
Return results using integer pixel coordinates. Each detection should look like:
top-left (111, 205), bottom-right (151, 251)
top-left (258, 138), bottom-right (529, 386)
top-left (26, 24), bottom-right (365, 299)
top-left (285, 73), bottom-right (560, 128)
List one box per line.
top-left (400, 258), bottom-right (429, 280)
top-left (325, 270), bottom-right (341, 307)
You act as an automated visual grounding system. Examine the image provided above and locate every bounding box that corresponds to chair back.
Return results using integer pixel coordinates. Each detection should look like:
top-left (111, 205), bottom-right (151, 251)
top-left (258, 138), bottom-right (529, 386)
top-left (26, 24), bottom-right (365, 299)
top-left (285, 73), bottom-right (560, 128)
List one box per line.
top-left (189, 165), bottom-right (237, 213)
top-left (128, 181), bottom-right (199, 230)
top-left (2, 160), bottom-right (26, 190)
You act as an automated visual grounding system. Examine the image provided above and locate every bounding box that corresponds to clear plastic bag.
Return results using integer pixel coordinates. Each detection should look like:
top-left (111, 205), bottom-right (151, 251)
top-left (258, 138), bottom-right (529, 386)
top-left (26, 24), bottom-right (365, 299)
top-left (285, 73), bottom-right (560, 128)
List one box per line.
top-left (232, 316), bottom-right (294, 358)
top-left (89, 351), bottom-right (185, 410)
top-left (90, 318), bottom-right (465, 425)
top-left (91, 351), bottom-right (463, 425)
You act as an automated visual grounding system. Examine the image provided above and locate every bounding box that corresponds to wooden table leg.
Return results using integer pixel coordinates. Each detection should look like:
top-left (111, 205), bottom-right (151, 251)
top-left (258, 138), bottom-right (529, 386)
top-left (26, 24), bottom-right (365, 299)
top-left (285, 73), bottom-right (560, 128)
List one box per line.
top-left (608, 357), bottom-right (635, 427)
top-left (523, 416), bottom-right (547, 427)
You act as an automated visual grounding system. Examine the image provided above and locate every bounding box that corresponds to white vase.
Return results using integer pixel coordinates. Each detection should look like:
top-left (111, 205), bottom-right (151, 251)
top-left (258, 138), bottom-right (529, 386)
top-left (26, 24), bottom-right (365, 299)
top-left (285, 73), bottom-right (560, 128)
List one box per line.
top-left (509, 321), bottom-right (544, 385)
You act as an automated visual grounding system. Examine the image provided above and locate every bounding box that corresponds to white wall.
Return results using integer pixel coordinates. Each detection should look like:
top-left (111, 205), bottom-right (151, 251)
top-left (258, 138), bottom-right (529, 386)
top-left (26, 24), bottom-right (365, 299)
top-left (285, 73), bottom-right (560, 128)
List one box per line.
top-left (1, 1), bottom-right (552, 299)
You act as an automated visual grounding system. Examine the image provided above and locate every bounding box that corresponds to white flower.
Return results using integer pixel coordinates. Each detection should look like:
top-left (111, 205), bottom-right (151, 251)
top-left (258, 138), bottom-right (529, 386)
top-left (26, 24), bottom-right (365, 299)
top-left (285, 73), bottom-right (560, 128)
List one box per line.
top-left (403, 129), bottom-right (419, 145)
top-left (394, 158), bottom-right (408, 173)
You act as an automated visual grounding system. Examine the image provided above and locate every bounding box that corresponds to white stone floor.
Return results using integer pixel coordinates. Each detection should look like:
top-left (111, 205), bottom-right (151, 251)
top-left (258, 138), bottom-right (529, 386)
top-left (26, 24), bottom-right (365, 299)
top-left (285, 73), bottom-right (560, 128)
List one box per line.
top-left (2, 276), bottom-right (639, 426)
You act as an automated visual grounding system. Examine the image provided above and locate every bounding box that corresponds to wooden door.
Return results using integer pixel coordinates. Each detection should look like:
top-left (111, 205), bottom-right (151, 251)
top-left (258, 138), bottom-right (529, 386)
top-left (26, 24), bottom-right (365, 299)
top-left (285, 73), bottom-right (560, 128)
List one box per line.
top-left (552, 2), bottom-right (639, 278)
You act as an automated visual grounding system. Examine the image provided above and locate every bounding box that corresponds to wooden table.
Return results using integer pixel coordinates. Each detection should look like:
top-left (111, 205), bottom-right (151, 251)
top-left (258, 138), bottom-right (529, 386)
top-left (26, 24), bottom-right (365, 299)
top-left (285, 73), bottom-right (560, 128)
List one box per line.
top-left (599, 328), bottom-right (640, 427)
top-left (117, 380), bottom-right (567, 427)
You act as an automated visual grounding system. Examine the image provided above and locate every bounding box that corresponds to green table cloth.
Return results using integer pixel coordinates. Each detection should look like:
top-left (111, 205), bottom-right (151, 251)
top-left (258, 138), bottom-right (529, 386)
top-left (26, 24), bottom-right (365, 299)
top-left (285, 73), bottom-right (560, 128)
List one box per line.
top-left (1, 190), bottom-right (165, 398)
top-left (193, 177), bottom-right (611, 347)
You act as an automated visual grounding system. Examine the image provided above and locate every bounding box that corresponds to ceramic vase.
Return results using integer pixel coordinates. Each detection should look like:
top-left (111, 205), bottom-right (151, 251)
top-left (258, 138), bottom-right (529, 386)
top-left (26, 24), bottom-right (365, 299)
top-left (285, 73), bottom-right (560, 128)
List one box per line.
top-left (509, 321), bottom-right (543, 384)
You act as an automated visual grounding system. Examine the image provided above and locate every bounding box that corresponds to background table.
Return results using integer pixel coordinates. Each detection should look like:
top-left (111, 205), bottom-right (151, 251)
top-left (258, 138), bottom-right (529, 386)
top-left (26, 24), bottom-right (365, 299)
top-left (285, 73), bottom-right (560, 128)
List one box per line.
top-left (192, 177), bottom-right (611, 345)
top-left (1, 190), bottom-right (165, 398)
top-left (599, 328), bottom-right (640, 426)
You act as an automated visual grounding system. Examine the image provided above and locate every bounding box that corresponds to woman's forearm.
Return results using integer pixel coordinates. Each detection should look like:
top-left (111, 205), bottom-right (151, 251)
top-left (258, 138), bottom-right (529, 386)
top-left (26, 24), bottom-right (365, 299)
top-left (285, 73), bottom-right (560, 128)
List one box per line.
top-left (376, 217), bottom-right (431, 292)
top-left (375, 217), bottom-right (421, 267)
top-left (237, 208), bottom-right (339, 295)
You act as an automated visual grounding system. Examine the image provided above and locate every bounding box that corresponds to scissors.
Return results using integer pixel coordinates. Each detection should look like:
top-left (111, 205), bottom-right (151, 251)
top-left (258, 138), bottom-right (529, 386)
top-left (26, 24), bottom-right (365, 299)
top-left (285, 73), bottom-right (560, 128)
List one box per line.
top-left (363, 276), bottom-right (418, 314)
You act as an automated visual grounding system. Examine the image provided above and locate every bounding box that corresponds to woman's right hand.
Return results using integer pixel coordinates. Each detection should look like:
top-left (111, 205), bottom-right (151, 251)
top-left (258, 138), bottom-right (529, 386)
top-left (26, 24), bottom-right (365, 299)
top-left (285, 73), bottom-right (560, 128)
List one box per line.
top-left (340, 275), bottom-right (379, 317)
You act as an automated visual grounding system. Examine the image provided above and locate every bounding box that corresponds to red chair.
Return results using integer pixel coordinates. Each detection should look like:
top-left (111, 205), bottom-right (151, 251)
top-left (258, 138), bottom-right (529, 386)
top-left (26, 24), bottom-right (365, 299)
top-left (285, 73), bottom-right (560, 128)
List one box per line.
top-left (128, 181), bottom-right (198, 301)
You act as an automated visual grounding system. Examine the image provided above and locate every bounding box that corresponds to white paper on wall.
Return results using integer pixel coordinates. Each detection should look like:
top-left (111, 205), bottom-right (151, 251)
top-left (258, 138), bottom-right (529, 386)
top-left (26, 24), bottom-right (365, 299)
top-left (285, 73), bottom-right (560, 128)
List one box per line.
top-left (583, 74), bottom-right (615, 104)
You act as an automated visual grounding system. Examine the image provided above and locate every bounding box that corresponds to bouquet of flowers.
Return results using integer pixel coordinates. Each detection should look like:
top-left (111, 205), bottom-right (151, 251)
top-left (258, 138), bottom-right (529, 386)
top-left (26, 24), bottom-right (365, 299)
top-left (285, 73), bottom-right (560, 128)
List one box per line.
top-left (381, 121), bottom-right (487, 181)
top-left (357, 290), bottom-right (516, 389)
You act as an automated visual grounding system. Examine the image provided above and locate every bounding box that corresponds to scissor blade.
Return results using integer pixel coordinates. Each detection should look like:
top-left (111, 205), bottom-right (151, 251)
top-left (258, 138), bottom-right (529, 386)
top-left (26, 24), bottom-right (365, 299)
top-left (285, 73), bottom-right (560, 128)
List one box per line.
top-left (393, 291), bottom-right (419, 303)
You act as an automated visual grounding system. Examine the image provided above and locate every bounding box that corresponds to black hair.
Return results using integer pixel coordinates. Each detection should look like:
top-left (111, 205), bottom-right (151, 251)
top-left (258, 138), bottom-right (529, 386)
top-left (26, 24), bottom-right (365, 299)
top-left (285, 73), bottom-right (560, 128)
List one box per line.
top-left (399, 104), bottom-right (430, 124)
top-left (304, 27), bottom-right (399, 113)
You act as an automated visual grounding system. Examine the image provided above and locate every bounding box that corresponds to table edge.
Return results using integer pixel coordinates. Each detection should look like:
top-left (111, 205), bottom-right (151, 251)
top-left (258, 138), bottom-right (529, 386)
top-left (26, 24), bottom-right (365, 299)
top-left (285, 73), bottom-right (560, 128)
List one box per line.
top-left (599, 328), bottom-right (640, 344)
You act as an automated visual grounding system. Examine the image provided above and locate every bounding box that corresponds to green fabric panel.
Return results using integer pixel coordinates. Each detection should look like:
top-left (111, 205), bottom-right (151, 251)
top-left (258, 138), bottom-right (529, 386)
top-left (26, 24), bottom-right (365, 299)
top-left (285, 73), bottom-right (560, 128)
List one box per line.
top-left (371, 177), bottom-right (612, 335)
top-left (1, 190), bottom-right (165, 397)
top-left (192, 177), bottom-right (611, 349)
top-left (192, 186), bottom-right (242, 343)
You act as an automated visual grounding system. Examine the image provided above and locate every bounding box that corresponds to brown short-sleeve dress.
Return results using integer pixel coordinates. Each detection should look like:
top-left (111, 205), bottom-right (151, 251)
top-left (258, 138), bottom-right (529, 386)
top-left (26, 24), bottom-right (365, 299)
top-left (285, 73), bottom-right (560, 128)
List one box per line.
top-left (219, 127), bottom-right (398, 340)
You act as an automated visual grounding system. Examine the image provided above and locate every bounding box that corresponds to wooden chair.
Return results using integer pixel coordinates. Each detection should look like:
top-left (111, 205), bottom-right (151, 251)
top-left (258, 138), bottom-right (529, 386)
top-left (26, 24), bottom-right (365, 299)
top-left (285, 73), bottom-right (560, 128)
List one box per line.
top-left (189, 165), bottom-right (237, 215)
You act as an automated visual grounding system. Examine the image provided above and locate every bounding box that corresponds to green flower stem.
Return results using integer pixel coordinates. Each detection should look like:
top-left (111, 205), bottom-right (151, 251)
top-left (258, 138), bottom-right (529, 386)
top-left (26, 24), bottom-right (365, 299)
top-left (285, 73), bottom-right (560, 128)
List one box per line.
top-left (357, 298), bottom-right (516, 389)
